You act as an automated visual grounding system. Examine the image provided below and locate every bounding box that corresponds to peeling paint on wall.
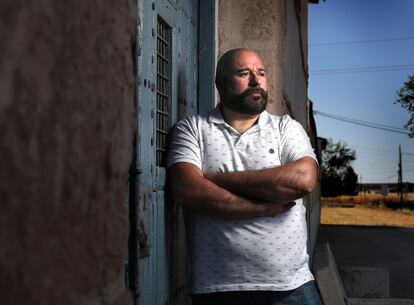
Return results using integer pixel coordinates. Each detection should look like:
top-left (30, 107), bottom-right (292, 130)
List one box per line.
top-left (218, 0), bottom-right (286, 115)
top-left (241, 0), bottom-right (278, 40)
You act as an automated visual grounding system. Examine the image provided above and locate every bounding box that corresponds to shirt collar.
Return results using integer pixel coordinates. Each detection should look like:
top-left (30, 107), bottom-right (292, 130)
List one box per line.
top-left (257, 109), bottom-right (272, 128)
top-left (208, 104), bottom-right (272, 129)
top-left (208, 105), bottom-right (225, 124)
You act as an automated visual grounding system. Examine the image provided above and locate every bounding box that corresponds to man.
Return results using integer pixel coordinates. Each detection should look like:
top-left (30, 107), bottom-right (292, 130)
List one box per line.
top-left (167, 48), bottom-right (321, 305)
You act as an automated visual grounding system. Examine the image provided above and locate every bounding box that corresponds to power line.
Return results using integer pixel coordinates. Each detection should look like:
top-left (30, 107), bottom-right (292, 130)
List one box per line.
top-left (310, 64), bottom-right (414, 75)
top-left (361, 160), bottom-right (398, 166)
top-left (357, 156), bottom-right (398, 162)
top-left (357, 151), bottom-right (396, 157)
top-left (311, 63), bottom-right (414, 73)
top-left (313, 110), bottom-right (409, 134)
top-left (353, 145), bottom-right (398, 154)
top-left (364, 169), bottom-right (395, 174)
top-left (314, 110), bottom-right (407, 132)
top-left (309, 36), bottom-right (414, 47)
top-left (354, 145), bottom-right (414, 156)
top-left (311, 68), bottom-right (414, 75)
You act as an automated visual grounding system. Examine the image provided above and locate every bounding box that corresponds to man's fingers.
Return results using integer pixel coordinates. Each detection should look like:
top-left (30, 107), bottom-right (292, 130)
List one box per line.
top-left (285, 201), bottom-right (296, 209)
top-left (269, 201), bottom-right (296, 216)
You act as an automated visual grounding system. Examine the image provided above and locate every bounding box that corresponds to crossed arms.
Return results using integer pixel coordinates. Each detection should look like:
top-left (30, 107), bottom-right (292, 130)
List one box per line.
top-left (168, 156), bottom-right (318, 220)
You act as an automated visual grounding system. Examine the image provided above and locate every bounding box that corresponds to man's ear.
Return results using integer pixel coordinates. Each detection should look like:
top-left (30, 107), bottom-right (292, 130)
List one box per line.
top-left (215, 74), bottom-right (224, 92)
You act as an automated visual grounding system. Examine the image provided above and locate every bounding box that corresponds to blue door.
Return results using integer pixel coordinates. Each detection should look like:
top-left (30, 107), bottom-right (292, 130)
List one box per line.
top-left (128, 1), bottom-right (199, 304)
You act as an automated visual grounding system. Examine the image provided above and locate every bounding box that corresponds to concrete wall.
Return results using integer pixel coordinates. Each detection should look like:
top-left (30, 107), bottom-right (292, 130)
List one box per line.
top-left (218, 0), bottom-right (287, 115)
top-left (285, 0), bottom-right (309, 124)
top-left (0, 1), bottom-right (137, 305)
top-left (217, 0), bottom-right (309, 117)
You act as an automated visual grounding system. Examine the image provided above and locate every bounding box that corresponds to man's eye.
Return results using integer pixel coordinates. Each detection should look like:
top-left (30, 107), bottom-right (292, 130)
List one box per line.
top-left (239, 72), bottom-right (249, 77)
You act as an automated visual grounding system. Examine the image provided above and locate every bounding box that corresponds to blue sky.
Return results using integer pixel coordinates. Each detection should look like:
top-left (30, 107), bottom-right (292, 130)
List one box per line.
top-left (308, 0), bottom-right (414, 183)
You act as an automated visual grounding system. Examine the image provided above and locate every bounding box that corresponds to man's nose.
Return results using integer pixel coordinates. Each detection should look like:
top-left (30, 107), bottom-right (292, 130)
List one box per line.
top-left (249, 73), bottom-right (261, 87)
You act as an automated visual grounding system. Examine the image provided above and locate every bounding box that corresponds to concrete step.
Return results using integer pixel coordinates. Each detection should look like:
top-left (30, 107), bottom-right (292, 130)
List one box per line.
top-left (339, 266), bottom-right (390, 298)
top-left (313, 243), bottom-right (414, 305)
top-left (347, 298), bottom-right (414, 305)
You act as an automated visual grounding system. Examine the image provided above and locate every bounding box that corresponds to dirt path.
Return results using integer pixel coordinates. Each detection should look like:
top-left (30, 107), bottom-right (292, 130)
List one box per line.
top-left (321, 205), bottom-right (414, 227)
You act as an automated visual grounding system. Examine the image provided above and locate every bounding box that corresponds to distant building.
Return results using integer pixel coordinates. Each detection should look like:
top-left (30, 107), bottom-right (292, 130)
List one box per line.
top-left (360, 183), bottom-right (414, 194)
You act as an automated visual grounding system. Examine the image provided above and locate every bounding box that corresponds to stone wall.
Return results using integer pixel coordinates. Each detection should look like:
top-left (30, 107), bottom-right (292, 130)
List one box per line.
top-left (284, 0), bottom-right (309, 124)
top-left (0, 1), bottom-right (136, 305)
top-left (218, 0), bottom-right (287, 115)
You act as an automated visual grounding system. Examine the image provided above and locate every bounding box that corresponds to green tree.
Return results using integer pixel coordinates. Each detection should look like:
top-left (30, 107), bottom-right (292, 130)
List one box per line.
top-left (321, 139), bottom-right (358, 196)
top-left (395, 74), bottom-right (414, 138)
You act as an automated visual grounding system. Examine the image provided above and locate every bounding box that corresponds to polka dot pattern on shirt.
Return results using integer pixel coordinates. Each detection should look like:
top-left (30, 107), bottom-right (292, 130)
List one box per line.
top-left (167, 107), bottom-right (317, 294)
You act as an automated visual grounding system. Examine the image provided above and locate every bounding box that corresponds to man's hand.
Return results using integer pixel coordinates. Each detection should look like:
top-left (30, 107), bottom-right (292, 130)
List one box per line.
top-left (204, 157), bottom-right (318, 203)
top-left (267, 201), bottom-right (296, 217)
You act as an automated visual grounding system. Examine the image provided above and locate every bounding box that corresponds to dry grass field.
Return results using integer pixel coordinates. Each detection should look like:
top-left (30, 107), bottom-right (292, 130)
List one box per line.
top-left (320, 192), bottom-right (414, 227)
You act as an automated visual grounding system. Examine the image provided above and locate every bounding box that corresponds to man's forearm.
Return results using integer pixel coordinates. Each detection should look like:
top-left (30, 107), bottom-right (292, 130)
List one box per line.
top-left (168, 163), bottom-right (294, 219)
top-left (205, 157), bottom-right (318, 203)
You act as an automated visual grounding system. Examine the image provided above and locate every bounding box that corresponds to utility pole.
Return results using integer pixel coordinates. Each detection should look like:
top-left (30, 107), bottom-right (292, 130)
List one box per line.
top-left (398, 145), bottom-right (403, 205)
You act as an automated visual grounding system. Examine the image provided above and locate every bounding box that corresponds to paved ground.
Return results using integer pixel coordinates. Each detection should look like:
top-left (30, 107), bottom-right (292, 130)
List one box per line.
top-left (316, 225), bottom-right (414, 299)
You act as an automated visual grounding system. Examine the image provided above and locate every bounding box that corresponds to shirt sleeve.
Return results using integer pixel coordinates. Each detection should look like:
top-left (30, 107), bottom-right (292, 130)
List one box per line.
top-left (166, 116), bottom-right (202, 169)
top-left (279, 115), bottom-right (318, 164)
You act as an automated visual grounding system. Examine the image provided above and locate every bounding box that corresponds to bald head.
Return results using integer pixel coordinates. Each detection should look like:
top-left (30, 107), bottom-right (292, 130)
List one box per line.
top-left (216, 48), bottom-right (263, 82)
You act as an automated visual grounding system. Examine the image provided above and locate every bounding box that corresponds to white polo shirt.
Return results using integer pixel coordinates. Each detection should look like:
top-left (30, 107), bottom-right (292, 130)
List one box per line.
top-left (167, 106), bottom-right (317, 294)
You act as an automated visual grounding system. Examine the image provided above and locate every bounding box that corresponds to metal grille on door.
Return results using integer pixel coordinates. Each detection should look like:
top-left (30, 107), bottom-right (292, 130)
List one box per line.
top-left (156, 17), bottom-right (171, 167)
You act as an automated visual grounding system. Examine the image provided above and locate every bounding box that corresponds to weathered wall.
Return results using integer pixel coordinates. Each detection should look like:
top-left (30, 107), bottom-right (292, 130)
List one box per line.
top-left (285, 0), bottom-right (309, 125)
top-left (218, 0), bottom-right (310, 119)
top-left (307, 100), bottom-right (323, 261)
top-left (284, 0), bottom-right (322, 260)
top-left (0, 1), bottom-right (136, 305)
top-left (218, 0), bottom-right (288, 115)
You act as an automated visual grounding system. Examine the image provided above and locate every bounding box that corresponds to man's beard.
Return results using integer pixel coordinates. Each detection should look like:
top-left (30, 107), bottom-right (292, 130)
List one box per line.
top-left (223, 87), bottom-right (268, 115)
